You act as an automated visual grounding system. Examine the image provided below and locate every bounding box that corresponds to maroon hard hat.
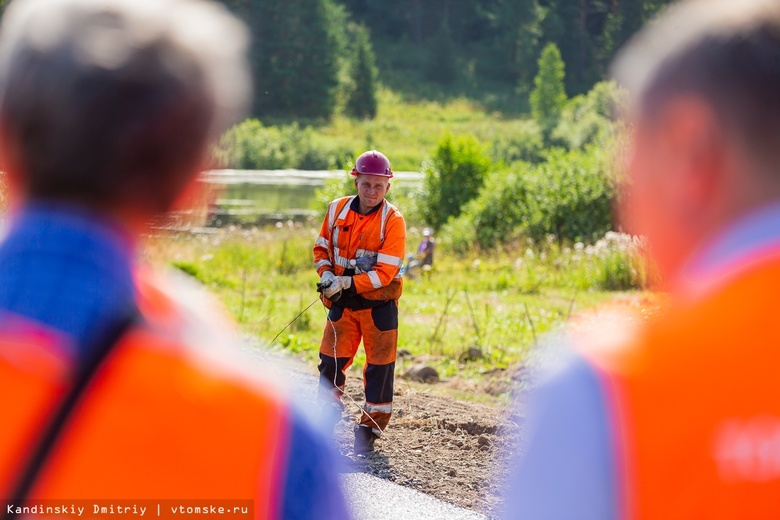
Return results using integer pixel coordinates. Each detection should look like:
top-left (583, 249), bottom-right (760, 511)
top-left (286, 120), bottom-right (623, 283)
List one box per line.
top-left (351, 150), bottom-right (393, 178)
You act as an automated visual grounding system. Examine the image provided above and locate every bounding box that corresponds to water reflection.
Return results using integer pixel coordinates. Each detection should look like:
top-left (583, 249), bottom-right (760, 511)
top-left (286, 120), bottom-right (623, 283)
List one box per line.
top-left (202, 169), bottom-right (422, 227)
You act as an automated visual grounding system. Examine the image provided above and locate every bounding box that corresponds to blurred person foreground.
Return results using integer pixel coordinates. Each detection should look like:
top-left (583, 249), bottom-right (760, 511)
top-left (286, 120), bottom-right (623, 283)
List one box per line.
top-left (0, 0), bottom-right (347, 518)
top-left (503, 0), bottom-right (780, 518)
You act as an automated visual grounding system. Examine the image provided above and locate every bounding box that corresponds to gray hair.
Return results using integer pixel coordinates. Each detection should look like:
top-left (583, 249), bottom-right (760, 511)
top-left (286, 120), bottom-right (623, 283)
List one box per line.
top-left (612, 0), bottom-right (780, 168)
top-left (0, 0), bottom-right (250, 212)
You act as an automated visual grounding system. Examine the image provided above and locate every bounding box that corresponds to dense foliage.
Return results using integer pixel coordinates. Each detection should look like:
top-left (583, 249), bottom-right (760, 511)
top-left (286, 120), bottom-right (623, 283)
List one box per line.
top-left (248, 0), bottom-right (346, 120)
top-left (443, 145), bottom-right (616, 253)
top-left (345, 23), bottom-right (379, 119)
top-left (409, 78), bottom-right (624, 252)
top-left (214, 119), bottom-right (353, 170)
top-left (421, 134), bottom-right (492, 231)
top-left (208, 1), bottom-right (639, 252)
top-left (215, 0), bottom-right (673, 120)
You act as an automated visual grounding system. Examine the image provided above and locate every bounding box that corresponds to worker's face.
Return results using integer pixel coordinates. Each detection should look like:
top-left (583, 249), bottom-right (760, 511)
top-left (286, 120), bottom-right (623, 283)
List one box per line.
top-left (619, 96), bottom-right (725, 286)
top-left (355, 174), bottom-right (391, 207)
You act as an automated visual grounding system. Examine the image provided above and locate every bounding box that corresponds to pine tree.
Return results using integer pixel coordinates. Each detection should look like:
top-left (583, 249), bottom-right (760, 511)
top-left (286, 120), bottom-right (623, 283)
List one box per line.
top-left (250, 0), bottom-right (344, 120)
top-left (509, 0), bottom-right (544, 95)
top-left (345, 23), bottom-right (379, 119)
top-left (530, 43), bottom-right (567, 137)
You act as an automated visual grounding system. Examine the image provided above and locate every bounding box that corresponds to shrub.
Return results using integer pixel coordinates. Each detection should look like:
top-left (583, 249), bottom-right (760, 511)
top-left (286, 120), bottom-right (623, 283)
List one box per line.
top-left (552, 81), bottom-right (624, 150)
top-left (213, 119), bottom-right (353, 170)
top-left (528, 146), bottom-right (614, 242)
top-left (421, 134), bottom-right (492, 230)
top-left (441, 144), bottom-right (615, 251)
top-left (489, 120), bottom-right (545, 165)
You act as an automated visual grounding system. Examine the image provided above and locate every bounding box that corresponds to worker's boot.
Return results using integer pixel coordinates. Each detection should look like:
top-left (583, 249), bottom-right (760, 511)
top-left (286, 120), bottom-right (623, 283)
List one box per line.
top-left (353, 425), bottom-right (377, 456)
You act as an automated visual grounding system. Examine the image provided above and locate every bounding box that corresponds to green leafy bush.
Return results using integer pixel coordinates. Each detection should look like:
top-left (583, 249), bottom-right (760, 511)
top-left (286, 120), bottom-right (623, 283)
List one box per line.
top-left (421, 134), bottom-right (492, 230)
top-left (442, 144), bottom-right (615, 252)
top-left (214, 119), bottom-right (353, 170)
top-left (529, 146), bottom-right (614, 242)
top-left (489, 120), bottom-right (545, 165)
top-left (552, 81), bottom-right (624, 149)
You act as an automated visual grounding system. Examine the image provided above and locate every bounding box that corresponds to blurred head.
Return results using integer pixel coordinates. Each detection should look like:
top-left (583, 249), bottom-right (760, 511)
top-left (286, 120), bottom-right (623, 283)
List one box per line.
top-left (613, 0), bottom-right (780, 283)
top-left (0, 0), bottom-right (250, 222)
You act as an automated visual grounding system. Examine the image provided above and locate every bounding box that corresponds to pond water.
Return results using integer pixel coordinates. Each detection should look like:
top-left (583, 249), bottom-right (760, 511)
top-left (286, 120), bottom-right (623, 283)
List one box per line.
top-left (202, 169), bottom-right (422, 226)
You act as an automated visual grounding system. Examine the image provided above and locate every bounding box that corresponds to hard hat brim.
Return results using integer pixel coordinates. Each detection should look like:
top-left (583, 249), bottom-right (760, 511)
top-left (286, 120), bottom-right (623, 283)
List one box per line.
top-left (350, 170), bottom-right (394, 178)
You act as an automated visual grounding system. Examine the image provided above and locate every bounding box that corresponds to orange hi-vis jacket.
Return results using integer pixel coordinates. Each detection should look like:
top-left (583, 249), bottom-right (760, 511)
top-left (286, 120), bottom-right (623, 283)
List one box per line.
top-left (0, 270), bottom-right (297, 518)
top-left (314, 196), bottom-right (406, 302)
top-left (575, 251), bottom-right (780, 519)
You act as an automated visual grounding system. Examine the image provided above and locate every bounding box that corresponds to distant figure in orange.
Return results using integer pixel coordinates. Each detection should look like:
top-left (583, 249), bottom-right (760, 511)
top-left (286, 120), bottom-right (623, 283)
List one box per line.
top-left (0, 0), bottom-right (347, 517)
top-left (503, 1), bottom-right (780, 518)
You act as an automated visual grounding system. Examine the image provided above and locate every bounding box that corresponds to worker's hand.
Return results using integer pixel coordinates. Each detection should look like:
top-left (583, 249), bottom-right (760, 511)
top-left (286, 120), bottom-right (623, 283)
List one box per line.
top-left (322, 276), bottom-right (352, 300)
top-left (319, 271), bottom-right (336, 288)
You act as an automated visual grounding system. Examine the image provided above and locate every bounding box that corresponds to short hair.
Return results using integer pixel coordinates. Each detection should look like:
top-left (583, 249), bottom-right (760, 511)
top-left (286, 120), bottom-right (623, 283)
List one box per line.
top-left (0, 0), bottom-right (250, 213)
top-left (612, 0), bottom-right (780, 168)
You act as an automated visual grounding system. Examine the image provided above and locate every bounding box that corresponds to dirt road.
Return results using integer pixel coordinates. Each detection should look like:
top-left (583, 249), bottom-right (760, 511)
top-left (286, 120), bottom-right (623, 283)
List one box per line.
top-left (334, 375), bottom-right (521, 517)
top-left (249, 342), bottom-right (521, 518)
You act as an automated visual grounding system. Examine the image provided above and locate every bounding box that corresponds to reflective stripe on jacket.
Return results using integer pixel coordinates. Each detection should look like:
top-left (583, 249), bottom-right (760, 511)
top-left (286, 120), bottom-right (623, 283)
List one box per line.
top-left (313, 196), bottom-right (406, 301)
top-left (0, 269), bottom-right (291, 517)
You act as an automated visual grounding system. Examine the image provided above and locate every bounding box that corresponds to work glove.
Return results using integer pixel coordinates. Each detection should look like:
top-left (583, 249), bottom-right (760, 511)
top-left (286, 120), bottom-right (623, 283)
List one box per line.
top-left (317, 271), bottom-right (337, 299)
top-left (321, 276), bottom-right (352, 300)
top-left (319, 271), bottom-right (336, 288)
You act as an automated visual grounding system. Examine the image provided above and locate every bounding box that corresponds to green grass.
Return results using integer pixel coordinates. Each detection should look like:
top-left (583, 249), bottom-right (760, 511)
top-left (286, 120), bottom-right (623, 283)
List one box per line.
top-left (144, 226), bottom-right (654, 400)
top-left (259, 88), bottom-right (539, 172)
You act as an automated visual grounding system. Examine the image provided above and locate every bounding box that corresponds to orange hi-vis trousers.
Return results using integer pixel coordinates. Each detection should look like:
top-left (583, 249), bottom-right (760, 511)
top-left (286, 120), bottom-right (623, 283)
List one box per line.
top-left (318, 300), bottom-right (397, 434)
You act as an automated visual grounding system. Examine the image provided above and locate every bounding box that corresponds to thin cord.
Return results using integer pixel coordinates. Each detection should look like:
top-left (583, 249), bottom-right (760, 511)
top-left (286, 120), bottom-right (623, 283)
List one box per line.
top-left (270, 298), bottom-right (320, 346)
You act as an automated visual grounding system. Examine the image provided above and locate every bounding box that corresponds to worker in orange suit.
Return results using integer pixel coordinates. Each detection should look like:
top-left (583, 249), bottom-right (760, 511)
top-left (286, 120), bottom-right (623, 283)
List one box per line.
top-left (0, 0), bottom-right (348, 518)
top-left (314, 150), bottom-right (406, 455)
top-left (503, 1), bottom-right (780, 519)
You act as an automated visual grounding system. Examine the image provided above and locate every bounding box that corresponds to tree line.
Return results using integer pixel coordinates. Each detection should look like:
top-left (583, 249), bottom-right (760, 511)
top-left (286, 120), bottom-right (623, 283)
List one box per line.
top-left (217, 0), bottom-right (673, 121)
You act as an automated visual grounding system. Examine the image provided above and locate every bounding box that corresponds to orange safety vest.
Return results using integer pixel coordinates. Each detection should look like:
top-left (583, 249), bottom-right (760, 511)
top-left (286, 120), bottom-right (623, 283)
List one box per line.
top-left (575, 254), bottom-right (780, 519)
top-left (0, 269), bottom-right (289, 518)
top-left (313, 196), bottom-right (406, 302)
